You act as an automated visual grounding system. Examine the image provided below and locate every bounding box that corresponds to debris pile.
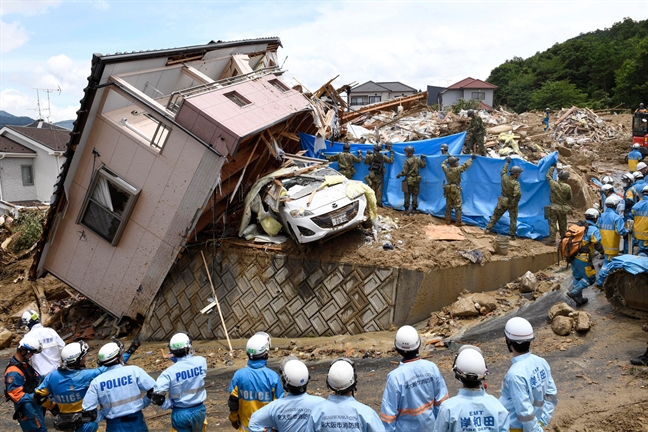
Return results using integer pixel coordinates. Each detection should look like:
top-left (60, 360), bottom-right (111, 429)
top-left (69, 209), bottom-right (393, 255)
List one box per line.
top-left (549, 106), bottom-right (622, 146)
top-left (548, 301), bottom-right (592, 335)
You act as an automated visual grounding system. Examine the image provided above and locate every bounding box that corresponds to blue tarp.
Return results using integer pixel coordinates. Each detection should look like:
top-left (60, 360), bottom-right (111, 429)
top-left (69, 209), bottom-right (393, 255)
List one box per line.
top-left (299, 133), bottom-right (558, 239)
top-left (606, 255), bottom-right (648, 275)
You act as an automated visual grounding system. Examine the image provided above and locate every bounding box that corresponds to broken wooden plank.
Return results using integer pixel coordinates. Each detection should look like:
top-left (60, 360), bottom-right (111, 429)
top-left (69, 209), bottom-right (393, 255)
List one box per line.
top-left (229, 138), bottom-right (260, 204)
top-left (223, 239), bottom-right (283, 251)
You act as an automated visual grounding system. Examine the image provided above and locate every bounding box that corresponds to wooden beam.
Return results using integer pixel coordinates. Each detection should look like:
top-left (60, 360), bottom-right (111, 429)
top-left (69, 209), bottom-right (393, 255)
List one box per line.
top-left (229, 138), bottom-right (260, 203)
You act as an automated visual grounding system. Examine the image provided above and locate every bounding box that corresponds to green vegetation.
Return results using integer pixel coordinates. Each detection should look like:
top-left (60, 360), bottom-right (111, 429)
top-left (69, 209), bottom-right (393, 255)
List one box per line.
top-left (487, 18), bottom-right (648, 112)
top-left (12, 210), bottom-right (46, 253)
top-left (451, 98), bottom-right (481, 114)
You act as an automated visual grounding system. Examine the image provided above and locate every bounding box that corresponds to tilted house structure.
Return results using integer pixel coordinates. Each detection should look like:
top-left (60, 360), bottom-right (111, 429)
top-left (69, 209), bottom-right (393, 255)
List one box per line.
top-left (30, 38), bottom-right (315, 321)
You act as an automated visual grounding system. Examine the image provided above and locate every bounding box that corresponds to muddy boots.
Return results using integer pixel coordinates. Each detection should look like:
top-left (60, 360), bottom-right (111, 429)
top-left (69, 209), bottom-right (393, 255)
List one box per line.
top-left (566, 291), bottom-right (588, 306)
top-left (630, 347), bottom-right (648, 366)
top-left (455, 209), bottom-right (462, 227)
top-left (445, 208), bottom-right (452, 225)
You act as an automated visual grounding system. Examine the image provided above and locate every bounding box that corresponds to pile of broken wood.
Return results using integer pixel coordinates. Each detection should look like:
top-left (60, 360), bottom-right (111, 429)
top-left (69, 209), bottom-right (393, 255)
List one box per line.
top-left (548, 106), bottom-right (622, 145)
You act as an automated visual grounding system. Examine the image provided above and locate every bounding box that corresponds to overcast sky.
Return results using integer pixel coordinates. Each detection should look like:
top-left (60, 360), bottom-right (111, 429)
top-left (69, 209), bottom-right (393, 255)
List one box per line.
top-left (1, 0), bottom-right (647, 122)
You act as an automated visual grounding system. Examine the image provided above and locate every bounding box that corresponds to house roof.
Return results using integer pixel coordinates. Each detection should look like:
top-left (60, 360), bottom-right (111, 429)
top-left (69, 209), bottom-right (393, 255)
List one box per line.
top-left (0, 135), bottom-right (36, 154)
top-left (351, 80), bottom-right (417, 94)
top-left (7, 125), bottom-right (70, 152)
top-left (447, 77), bottom-right (498, 90)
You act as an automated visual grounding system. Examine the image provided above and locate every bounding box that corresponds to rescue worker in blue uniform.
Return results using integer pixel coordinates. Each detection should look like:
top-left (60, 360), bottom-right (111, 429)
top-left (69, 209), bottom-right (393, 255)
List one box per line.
top-left (380, 325), bottom-right (448, 431)
top-left (249, 358), bottom-right (324, 432)
top-left (307, 358), bottom-right (385, 432)
top-left (628, 143), bottom-right (643, 172)
top-left (631, 185), bottom-right (648, 256)
top-left (566, 209), bottom-right (603, 307)
top-left (500, 317), bottom-right (558, 432)
top-left (600, 184), bottom-right (624, 217)
top-left (151, 333), bottom-right (207, 432)
top-left (433, 345), bottom-right (509, 432)
top-left (35, 339), bottom-right (138, 432)
top-left (228, 332), bottom-right (283, 431)
top-left (595, 195), bottom-right (628, 287)
top-left (82, 341), bottom-right (156, 432)
top-left (4, 335), bottom-right (48, 432)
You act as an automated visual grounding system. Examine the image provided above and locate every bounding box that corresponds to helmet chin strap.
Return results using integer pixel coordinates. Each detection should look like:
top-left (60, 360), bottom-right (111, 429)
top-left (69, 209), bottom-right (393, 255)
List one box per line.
top-left (506, 339), bottom-right (513, 353)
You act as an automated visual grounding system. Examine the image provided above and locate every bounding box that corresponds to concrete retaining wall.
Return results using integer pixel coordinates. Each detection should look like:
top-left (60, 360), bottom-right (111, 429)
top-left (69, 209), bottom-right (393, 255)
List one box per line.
top-left (141, 246), bottom-right (556, 341)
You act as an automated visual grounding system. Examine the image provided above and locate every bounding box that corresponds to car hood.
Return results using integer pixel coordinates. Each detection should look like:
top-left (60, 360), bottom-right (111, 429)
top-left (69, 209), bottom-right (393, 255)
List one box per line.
top-left (283, 181), bottom-right (354, 212)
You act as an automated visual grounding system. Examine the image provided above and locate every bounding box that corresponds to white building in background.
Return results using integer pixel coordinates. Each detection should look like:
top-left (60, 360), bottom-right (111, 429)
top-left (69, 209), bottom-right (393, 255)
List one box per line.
top-left (0, 121), bottom-right (69, 211)
top-left (348, 81), bottom-right (418, 110)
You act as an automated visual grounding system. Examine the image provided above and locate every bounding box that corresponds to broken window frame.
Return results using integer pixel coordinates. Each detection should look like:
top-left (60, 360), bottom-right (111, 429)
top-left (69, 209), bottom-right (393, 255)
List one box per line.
top-left (471, 91), bottom-right (486, 101)
top-left (268, 78), bottom-right (290, 93)
top-left (21, 165), bottom-right (34, 186)
top-left (76, 165), bottom-right (140, 246)
top-left (225, 91), bottom-right (252, 107)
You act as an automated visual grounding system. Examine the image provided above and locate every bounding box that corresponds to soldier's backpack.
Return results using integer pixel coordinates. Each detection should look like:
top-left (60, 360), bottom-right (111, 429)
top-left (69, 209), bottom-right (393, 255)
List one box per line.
top-left (559, 222), bottom-right (587, 263)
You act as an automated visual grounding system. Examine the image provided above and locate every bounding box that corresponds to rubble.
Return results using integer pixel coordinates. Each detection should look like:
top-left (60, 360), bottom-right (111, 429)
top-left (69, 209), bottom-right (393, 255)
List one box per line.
top-left (520, 271), bottom-right (538, 293)
top-left (552, 315), bottom-right (574, 336)
top-left (550, 106), bottom-right (622, 145)
top-left (574, 311), bottom-right (592, 332)
top-left (548, 302), bottom-right (576, 320)
top-left (0, 327), bottom-right (13, 349)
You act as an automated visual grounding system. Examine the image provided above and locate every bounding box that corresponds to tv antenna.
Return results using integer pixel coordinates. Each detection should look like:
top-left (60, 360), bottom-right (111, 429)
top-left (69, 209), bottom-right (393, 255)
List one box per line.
top-left (31, 86), bottom-right (62, 123)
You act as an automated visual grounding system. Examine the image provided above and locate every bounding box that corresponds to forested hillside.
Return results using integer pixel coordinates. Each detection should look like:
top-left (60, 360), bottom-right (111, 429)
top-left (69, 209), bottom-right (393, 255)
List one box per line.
top-left (487, 18), bottom-right (648, 112)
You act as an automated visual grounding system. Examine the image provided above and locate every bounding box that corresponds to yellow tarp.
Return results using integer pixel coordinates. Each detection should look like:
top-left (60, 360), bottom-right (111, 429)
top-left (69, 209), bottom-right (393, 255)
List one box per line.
top-left (345, 181), bottom-right (377, 220)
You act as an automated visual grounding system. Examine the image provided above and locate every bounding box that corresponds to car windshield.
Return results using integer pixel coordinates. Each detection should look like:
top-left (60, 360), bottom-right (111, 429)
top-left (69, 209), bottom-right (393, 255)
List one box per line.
top-left (281, 167), bottom-right (343, 199)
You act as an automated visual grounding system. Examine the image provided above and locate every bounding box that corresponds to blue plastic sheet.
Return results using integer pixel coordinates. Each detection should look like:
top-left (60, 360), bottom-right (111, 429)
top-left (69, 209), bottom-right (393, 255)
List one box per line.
top-left (299, 133), bottom-right (559, 239)
top-left (606, 255), bottom-right (648, 275)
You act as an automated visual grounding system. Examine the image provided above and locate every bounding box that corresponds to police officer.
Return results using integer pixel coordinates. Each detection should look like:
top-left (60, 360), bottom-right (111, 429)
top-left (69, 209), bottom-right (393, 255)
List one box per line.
top-left (442, 155), bottom-right (475, 226)
top-left (601, 184), bottom-right (624, 216)
top-left (628, 143), bottom-right (643, 172)
top-left (228, 332), bottom-right (283, 431)
top-left (396, 146), bottom-right (427, 215)
top-left (566, 209), bottom-right (603, 306)
top-left (638, 161), bottom-right (648, 178)
top-left (631, 185), bottom-right (648, 256)
top-left (35, 339), bottom-right (139, 432)
top-left (545, 164), bottom-right (572, 243)
top-left (150, 333), bottom-right (207, 432)
top-left (82, 341), bottom-right (156, 431)
top-left (325, 143), bottom-right (362, 179)
top-left (433, 346), bottom-right (509, 432)
top-left (380, 326), bottom-right (448, 431)
top-left (464, 110), bottom-right (486, 156)
top-left (485, 157), bottom-right (522, 239)
top-left (4, 335), bottom-right (47, 432)
top-left (249, 358), bottom-right (324, 432)
top-left (364, 143), bottom-right (394, 206)
top-left (440, 143), bottom-right (449, 156)
top-left (595, 195), bottom-right (628, 287)
top-left (307, 358), bottom-right (384, 432)
top-left (500, 317), bottom-right (558, 432)
top-left (22, 309), bottom-right (65, 376)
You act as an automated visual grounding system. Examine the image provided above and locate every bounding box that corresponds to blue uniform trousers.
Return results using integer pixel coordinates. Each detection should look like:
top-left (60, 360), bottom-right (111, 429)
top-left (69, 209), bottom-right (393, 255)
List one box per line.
top-left (571, 259), bottom-right (595, 297)
top-left (105, 411), bottom-right (148, 432)
top-left (16, 401), bottom-right (47, 432)
top-left (171, 404), bottom-right (206, 432)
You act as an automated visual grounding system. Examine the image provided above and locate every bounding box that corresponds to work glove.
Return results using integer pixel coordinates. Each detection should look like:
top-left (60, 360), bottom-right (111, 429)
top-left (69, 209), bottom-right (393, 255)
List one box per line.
top-left (125, 338), bottom-right (141, 355)
top-left (471, 154), bottom-right (477, 159)
top-left (50, 404), bottom-right (60, 416)
top-left (231, 420), bottom-right (241, 430)
top-left (506, 156), bottom-right (512, 163)
top-left (356, 150), bottom-right (362, 155)
top-left (366, 150), bottom-right (372, 155)
top-left (420, 154), bottom-right (426, 159)
top-left (396, 173), bottom-right (403, 178)
top-left (626, 220), bottom-right (634, 231)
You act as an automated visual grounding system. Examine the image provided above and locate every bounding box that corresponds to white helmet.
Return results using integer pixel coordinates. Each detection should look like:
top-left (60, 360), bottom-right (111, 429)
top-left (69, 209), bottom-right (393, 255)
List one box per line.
top-left (504, 317), bottom-right (535, 342)
top-left (643, 185), bottom-right (648, 195)
top-left (634, 171), bottom-right (644, 180)
top-left (394, 325), bottom-right (421, 352)
top-left (584, 208), bottom-right (599, 221)
top-left (246, 332), bottom-right (271, 359)
top-left (21, 310), bottom-right (40, 328)
top-left (622, 173), bottom-right (635, 183)
top-left (326, 358), bottom-right (357, 394)
top-left (601, 184), bottom-right (614, 194)
top-left (605, 195), bottom-right (621, 207)
top-left (637, 162), bottom-right (647, 171)
top-left (453, 346), bottom-right (488, 382)
top-left (281, 359), bottom-right (310, 393)
top-left (61, 341), bottom-right (89, 369)
top-left (18, 334), bottom-right (43, 354)
top-left (633, 143), bottom-right (641, 148)
top-left (169, 333), bottom-right (192, 357)
top-left (601, 175), bottom-right (614, 185)
top-left (97, 341), bottom-right (124, 366)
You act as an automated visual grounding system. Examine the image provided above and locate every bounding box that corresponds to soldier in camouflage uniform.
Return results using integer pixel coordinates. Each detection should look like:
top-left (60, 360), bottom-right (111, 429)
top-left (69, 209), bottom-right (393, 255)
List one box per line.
top-left (442, 154), bottom-right (476, 226)
top-left (325, 143), bottom-right (362, 179)
top-left (545, 163), bottom-right (572, 243)
top-left (364, 143), bottom-right (394, 206)
top-left (440, 143), bottom-right (449, 156)
top-left (464, 110), bottom-right (486, 156)
top-left (485, 157), bottom-right (523, 239)
top-left (396, 146), bottom-right (427, 215)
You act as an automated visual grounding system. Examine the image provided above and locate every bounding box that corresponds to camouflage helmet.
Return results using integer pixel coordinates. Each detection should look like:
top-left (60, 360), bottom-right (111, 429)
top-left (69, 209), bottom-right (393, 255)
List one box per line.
top-left (343, 143), bottom-right (351, 151)
top-left (558, 170), bottom-right (570, 180)
top-left (373, 143), bottom-right (382, 152)
top-left (510, 166), bottom-right (523, 175)
top-left (440, 143), bottom-right (449, 151)
top-left (404, 146), bottom-right (415, 155)
top-left (447, 156), bottom-right (459, 165)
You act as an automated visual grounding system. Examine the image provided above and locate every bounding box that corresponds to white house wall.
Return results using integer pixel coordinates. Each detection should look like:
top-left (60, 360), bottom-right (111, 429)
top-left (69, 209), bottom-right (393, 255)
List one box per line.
top-left (0, 157), bottom-right (37, 202)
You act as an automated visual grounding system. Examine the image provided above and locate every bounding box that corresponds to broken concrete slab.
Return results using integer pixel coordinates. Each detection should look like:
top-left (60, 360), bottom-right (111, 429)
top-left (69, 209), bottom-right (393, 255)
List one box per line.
top-left (449, 297), bottom-right (479, 318)
top-left (469, 293), bottom-right (498, 313)
top-left (574, 311), bottom-right (592, 332)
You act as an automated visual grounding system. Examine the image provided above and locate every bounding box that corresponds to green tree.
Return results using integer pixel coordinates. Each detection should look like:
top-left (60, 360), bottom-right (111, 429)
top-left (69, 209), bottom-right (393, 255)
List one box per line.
top-left (614, 35), bottom-right (648, 108)
top-left (529, 80), bottom-right (588, 110)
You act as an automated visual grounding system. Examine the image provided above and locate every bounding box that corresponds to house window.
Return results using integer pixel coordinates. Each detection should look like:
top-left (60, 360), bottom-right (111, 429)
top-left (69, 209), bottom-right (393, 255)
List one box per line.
top-left (471, 91), bottom-right (486, 100)
top-left (369, 96), bottom-right (381, 104)
top-left (351, 96), bottom-right (369, 106)
top-left (21, 165), bottom-right (34, 186)
top-left (77, 166), bottom-right (140, 246)
top-left (268, 78), bottom-right (289, 92)
top-left (225, 91), bottom-right (252, 107)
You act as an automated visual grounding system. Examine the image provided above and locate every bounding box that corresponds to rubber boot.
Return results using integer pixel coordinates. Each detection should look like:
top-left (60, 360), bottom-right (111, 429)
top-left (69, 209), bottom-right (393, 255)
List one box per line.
top-left (455, 209), bottom-right (463, 227)
top-left (445, 208), bottom-right (452, 225)
top-left (404, 206), bottom-right (410, 215)
top-left (630, 347), bottom-right (648, 366)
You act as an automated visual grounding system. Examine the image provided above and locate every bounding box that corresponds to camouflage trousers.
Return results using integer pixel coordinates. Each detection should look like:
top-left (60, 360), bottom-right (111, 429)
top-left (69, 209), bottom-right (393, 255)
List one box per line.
top-left (486, 197), bottom-right (519, 236)
top-left (339, 168), bottom-right (355, 179)
top-left (404, 182), bottom-right (421, 209)
top-left (464, 135), bottom-right (486, 155)
top-left (444, 185), bottom-right (462, 212)
top-left (547, 209), bottom-right (568, 240)
top-left (365, 172), bottom-right (384, 206)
